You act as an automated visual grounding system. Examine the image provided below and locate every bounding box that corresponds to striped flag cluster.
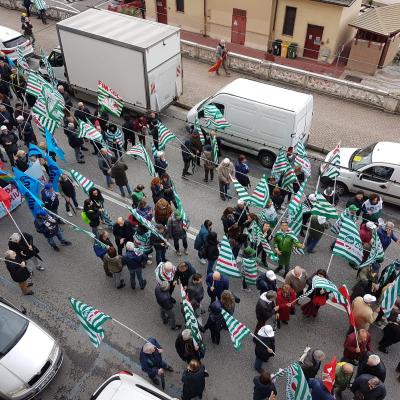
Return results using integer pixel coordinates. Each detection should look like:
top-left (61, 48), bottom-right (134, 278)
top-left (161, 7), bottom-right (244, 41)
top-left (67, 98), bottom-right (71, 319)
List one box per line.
top-left (181, 286), bottom-right (204, 351)
top-left (126, 144), bottom-right (156, 177)
top-left (26, 71), bottom-right (49, 97)
top-left (288, 179), bottom-right (307, 215)
top-left (70, 169), bottom-right (94, 194)
top-left (358, 229), bottom-right (385, 269)
top-left (286, 363), bottom-right (312, 400)
top-left (250, 175), bottom-right (269, 208)
top-left (309, 276), bottom-right (347, 305)
top-left (216, 235), bottom-right (241, 278)
top-left (249, 221), bottom-right (278, 262)
top-left (332, 213), bottom-right (363, 266)
top-left (331, 207), bottom-right (357, 235)
top-left (172, 185), bottom-right (189, 229)
top-left (287, 180), bottom-right (307, 248)
top-left (40, 49), bottom-right (57, 87)
top-left (232, 179), bottom-right (251, 203)
top-left (321, 142), bottom-right (341, 179)
top-left (16, 46), bottom-right (29, 70)
top-left (194, 116), bottom-right (205, 145)
top-left (157, 122), bottom-right (176, 151)
top-left (381, 276), bottom-right (400, 317)
top-left (203, 104), bottom-right (230, 130)
top-left (242, 256), bottom-right (258, 285)
top-left (211, 134), bottom-right (219, 164)
top-left (78, 120), bottom-right (105, 145)
top-left (129, 207), bottom-right (166, 241)
top-left (69, 298), bottom-right (111, 348)
top-left (281, 164), bottom-right (298, 191)
top-left (379, 261), bottom-right (399, 287)
top-left (294, 141), bottom-right (311, 177)
top-left (311, 194), bottom-right (338, 219)
top-left (32, 114), bottom-right (45, 136)
top-left (98, 80), bottom-right (123, 117)
top-left (271, 149), bottom-right (289, 178)
top-left (221, 309), bottom-right (251, 351)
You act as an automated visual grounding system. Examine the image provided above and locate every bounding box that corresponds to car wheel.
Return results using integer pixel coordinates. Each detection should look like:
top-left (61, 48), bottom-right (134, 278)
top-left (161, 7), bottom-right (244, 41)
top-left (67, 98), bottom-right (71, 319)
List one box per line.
top-left (258, 151), bottom-right (276, 169)
top-left (335, 181), bottom-right (348, 196)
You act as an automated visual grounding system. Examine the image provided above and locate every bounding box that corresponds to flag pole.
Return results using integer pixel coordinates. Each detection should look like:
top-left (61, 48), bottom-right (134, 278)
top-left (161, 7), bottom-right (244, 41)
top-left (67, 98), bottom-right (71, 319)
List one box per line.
top-left (250, 332), bottom-right (276, 356)
top-left (1, 200), bottom-right (31, 247)
top-left (326, 252), bottom-right (335, 274)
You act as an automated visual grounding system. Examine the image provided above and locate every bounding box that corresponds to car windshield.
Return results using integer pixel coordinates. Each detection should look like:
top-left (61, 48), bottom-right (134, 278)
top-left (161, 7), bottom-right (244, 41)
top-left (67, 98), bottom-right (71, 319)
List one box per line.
top-left (3, 36), bottom-right (26, 48)
top-left (0, 306), bottom-right (28, 357)
top-left (350, 143), bottom-right (376, 171)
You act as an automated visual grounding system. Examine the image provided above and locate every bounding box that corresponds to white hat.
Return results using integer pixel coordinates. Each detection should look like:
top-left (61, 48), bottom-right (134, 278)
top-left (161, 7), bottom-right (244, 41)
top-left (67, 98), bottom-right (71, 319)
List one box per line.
top-left (363, 294), bottom-right (376, 303)
top-left (157, 151), bottom-right (164, 158)
top-left (222, 158), bottom-right (230, 164)
top-left (125, 241), bottom-right (135, 251)
top-left (308, 194), bottom-right (317, 202)
top-left (0, 125), bottom-right (7, 131)
top-left (237, 199), bottom-right (244, 206)
top-left (317, 216), bottom-right (327, 225)
top-left (366, 221), bottom-right (376, 230)
top-left (266, 270), bottom-right (276, 280)
top-left (16, 115), bottom-right (24, 122)
top-left (258, 324), bottom-right (274, 338)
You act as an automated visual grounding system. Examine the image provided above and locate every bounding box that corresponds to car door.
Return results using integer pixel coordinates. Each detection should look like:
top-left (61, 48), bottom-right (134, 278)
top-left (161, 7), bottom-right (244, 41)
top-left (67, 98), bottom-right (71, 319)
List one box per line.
top-left (352, 164), bottom-right (396, 202)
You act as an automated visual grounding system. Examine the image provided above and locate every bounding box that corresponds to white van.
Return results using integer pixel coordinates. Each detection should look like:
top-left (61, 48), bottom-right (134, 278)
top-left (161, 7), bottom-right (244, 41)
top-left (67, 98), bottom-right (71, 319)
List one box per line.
top-left (0, 25), bottom-right (33, 60)
top-left (321, 141), bottom-right (400, 206)
top-left (186, 78), bottom-right (313, 168)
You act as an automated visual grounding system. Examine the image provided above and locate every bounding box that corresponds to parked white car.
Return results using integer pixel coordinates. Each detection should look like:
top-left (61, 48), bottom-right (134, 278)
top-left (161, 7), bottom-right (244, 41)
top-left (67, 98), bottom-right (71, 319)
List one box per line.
top-left (0, 25), bottom-right (33, 60)
top-left (321, 141), bottom-right (400, 206)
top-left (90, 372), bottom-right (179, 400)
top-left (0, 299), bottom-right (63, 400)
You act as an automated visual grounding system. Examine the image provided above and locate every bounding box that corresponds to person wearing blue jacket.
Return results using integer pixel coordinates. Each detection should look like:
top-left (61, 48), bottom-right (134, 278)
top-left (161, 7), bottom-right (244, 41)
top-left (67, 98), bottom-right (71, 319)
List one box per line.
top-left (122, 242), bottom-right (147, 290)
top-left (235, 154), bottom-right (250, 187)
top-left (139, 337), bottom-right (173, 386)
top-left (308, 378), bottom-right (335, 400)
top-left (194, 220), bottom-right (212, 265)
top-left (206, 271), bottom-right (229, 304)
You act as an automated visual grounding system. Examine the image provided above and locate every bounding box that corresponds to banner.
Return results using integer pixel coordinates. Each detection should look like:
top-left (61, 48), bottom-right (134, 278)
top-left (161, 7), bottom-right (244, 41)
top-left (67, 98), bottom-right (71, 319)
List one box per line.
top-left (0, 184), bottom-right (23, 219)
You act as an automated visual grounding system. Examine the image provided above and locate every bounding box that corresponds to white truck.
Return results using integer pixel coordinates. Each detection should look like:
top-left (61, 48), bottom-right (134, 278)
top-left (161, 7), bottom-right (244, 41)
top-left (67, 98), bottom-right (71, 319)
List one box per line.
top-left (40, 8), bottom-right (182, 112)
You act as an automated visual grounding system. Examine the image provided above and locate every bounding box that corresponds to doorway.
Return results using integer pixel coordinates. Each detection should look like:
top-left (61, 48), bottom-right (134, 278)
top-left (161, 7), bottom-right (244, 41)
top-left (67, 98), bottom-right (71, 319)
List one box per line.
top-left (156, 0), bottom-right (167, 24)
top-left (303, 24), bottom-right (324, 59)
top-left (231, 8), bottom-right (246, 45)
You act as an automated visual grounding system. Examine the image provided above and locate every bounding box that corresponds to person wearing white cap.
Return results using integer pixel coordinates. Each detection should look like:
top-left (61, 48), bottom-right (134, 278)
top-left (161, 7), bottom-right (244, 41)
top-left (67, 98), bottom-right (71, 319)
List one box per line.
top-left (234, 198), bottom-right (249, 228)
top-left (0, 125), bottom-right (18, 166)
top-left (360, 221), bottom-right (377, 264)
top-left (217, 157), bottom-right (234, 201)
top-left (253, 323), bottom-right (275, 372)
top-left (214, 39), bottom-right (230, 76)
top-left (351, 294), bottom-right (379, 330)
top-left (300, 193), bottom-right (317, 236)
top-left (306, 215), bottom-right (329, 253)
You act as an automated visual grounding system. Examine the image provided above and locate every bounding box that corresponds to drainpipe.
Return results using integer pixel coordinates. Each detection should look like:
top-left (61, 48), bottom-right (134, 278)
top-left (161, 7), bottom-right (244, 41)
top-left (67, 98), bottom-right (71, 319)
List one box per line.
top-left (203, 0), bottom-right (208, 37)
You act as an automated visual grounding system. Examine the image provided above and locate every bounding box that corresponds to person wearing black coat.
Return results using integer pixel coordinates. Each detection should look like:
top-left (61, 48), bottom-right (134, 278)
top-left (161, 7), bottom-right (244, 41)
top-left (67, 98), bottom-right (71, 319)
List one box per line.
top-left (356, 353), bottom-right (386, 383)
top-left (74, 102), bottom-right (92, 124)
top-left (8, 232), bottom-right (44, 271)
top-left (83, 198), bottom-right (101, 236)
top-left (203, 231), bottom-right (219, 275)
top-left (173, 262), bottom-right (196, 289)
top-left (253, 324), bottom-right (275, 372)
top-left (255, 291), bottom-right (277, 333)
top-left (0, 127), bottom-right (18, 166)
top-left (112, 217), bottom-right (134, 255)
top-left (346, 191), bottom-right (365, 217)
top-left (59, 174), bottom-right (79, 215)
top-left (181, 360), bottom-right (208, 400)
top-left (155, 152), bottom-right (168, 177)
top-left (23, 0), bottom-right (31, 16)
top-left (299, 348), bottom-right (325, 380)
top-left (155, 281), bottom-right (181, 330)
top-left (175, 329), bottom-right (203, 363)
top-left (181, 139), bottom-right (194, 178)
top-left (206, 271), bottom-right (229, 304)
top-left (4, 250), bottom-right (33, 295)
top-left (149, 117), bottom-right (159, 150)
top-left (351, 374), bottom-right (386, 400)
top-left (122, 115), bottom-right (135, 151)
top-left (256, 271), bottom-right (278, 294)
top-left (64, 122), bottom-right (85, 163)
top-left (253, 371), bottom-right (277, 400)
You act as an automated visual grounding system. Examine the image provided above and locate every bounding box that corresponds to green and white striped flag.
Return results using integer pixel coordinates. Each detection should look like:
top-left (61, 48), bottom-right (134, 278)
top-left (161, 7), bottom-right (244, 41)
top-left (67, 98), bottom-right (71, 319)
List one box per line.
top-left (181, 285), bottom-right (204, 351)
top-left (126, 144), bottom-right (156, 177)
top-left (379, 261), bottom-right (400, 287)
top-left (155, 262), bottom-right (176, 284)
top-left (16, 46), bottom-right (29, 70)
top-left (311, 193), bottom-right (338, 219)
top-left (271, 149), bottom-right (289, 178)
top-left (194, 116), bottom-right (205, 145)
top-left (294, 141), bottom-right (311, 177)
top-left (98, 80), bottom-right (123, 117)
top-left (281, 164), bottom-right (298, 191)
top-left (242, 257), bottom-right (258, 285)
top-left (78, 120), bottom-right (105, 145)
top-left (151, 142), bottom-right (158, 159)
top-left (309, 276), bottom-right (347, 305)
top-left (203, 104), bottom-right (230, 130)
top-left (211, 134), bottom-right (219, 164)
top-left (26, 71), bottom-right (49, 97)
top-left (321, 142), bottom-right (341, 179)
top-left (286, 363), bottom-right (312, 400)
top-left (288, 179), bottom-right (308, 215)
top-left (358, 229), bottom-right (385, 269)
top-left (249, 221), bottom-right (278, 262)
top-left (70, 169), bottom-right (94, 194)
top-left (232, 178), bottom-right (251, 203)
top-left (172, 185), bottom-right (189, 229)
top-left (157, 122), bottom-right (176, 151)
top-left (69, 298), bottom-right (111, 348)
top-left (250, 175), bottom-right (269, 208)
top-left (333, 213), bottom-right (363, 266)
top-left (129, 207), bottom-right (166, 241)
top-left (221, 309), bottom-right (252, 351)
top-left (216, 235), bottom-right (241, 278)
top-left (381, 276), bottom-right (400, 317)
top-left (40, 49), bottom-right (57, 87)
top-left (331, 207), bottom-right (357, 235)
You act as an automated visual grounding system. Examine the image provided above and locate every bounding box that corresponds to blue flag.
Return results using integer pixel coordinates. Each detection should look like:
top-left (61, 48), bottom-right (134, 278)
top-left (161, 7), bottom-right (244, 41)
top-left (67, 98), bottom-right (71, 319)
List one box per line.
top-left (28, 143), bottom-right (45, 158)
top-left (6, 56), bottom-right (16, 69)
top-left (45, 129), bottom-right (65, 161)
top-left (44, 154), bottom-right (63, 192)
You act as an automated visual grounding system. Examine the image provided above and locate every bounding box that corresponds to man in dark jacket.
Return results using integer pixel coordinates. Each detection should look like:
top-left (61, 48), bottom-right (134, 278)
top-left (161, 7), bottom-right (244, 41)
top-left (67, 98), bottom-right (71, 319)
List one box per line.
top-left (111, 161), bottom-right (131, 197)
top-left (122, 242), bottom-right (147, 289)
top-left (173, 262), bottom-right (196, 289)
top-left (181, 139), bottom-right (193, 178)
top-left (97, 148), bottom-right (113, 187)
top-left (256, 270), bottom-right (277, 294)
top-left (74, 101), bottom-right (92, 123)
top-left (155, 281), bottom-right (181, 330)
top-left (175, 329), bottom-right (203, 363)
top-left (41, 183), bottom-right (59, 213)
top-left (113, 217), bottom-right (133, 255)
top-left (187, 273), bottom-right (204, 314)
top-left (299, 348), bottom-right (325, 380)
top-left (0, 60), bottom-right (12, 97)
top-left (59, 174), bottom-right (79, 216)
top-left (16, 115), bottom-right (36, 146)
top-left (190, 131), bottom-right (202, 166)
top-left (181, 359), bottom-right (208, 400)
top-left (351, 374), bottom-right (386, 400)
top-left (255, 291), bottom-right (277, 329)
top-left (346, 191), bottom-right (365, 217)
top-left (356, 353), bottom-right (386, 382)
top-left (34, 211), bottom-right (71, 251)
top-left (206, 271), bottom-right (229, 304)
top-left (139, 337), bottom-right (173, 385)
top-left (0, 125), bottom-right (18, 166)
top-left (58, 85), bottom-right (72, 110)
top-left (64, 122), bottom-right (85, 163)
top-left (234, 199), bottom-right (249, 228)
top-left (122, 114), bottom-right (135, 151)
top-left (309, 378), bottom-right (334, 400)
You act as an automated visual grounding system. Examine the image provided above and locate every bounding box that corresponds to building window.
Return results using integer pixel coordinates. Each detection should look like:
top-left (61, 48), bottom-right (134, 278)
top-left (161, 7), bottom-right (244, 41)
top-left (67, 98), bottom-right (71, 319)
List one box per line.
top-left (176, 0), bottom-right (184, 12)
top-left (282, 6), bottom-right (296, 36)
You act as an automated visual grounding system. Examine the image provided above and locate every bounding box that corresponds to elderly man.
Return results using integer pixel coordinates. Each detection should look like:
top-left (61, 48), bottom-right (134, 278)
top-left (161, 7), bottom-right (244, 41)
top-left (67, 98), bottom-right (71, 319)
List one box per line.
top-left (122, 241), bottom-right (147, 290)
top-left (352, 294), bottom-right (380, 330)
top-left (113, 217), bottom-right (133, 255)
top-left (299, 348), bottom-right (325, 380)
top-left (217, 158), bottom-right (234, 201)
top-left (154, 281), bottom-right (181, 330)
top-left (356, 353), bottom-right (386, 383)
top-left (0, 125), bottom-right (18, 166)
top-left (351, 374), bottom-right (386, 400)
top-left (334, 362), bottom-right (354, 398)
top-left (343, 329), bottom-right (371, 364)
top-left (377, 221), bottom-right (400, 251)
top-left (206, 271), bottom-right (229, 304)
top-left (175, 329), bottom-right (203, 363)
top-left (285, 265), bottom-right (308, 297)
top-left (57, 85), bottom-right (72, 109)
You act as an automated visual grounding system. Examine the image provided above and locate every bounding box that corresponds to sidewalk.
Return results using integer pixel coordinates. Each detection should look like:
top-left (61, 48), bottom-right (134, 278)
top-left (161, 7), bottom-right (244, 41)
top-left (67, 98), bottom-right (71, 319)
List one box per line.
top-left (181, 30), bottom-right (345, 78)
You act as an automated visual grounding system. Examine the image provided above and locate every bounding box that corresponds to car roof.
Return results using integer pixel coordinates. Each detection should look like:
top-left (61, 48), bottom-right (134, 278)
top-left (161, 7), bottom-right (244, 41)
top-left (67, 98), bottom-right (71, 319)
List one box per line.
top-left (372, 141), bottom-right (400, 165)
top-left (216, 78), bottom-right (312, 112)
top-left (0, 25), bottom-right (22, 42)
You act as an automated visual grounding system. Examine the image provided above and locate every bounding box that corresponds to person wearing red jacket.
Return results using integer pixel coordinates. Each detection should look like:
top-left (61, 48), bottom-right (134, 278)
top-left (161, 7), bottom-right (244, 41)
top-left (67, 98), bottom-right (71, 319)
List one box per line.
top-left (342, 329), bottom-right (371, 364)
top-left (360, 221), bottom-right (376, 263)
top-left (276, 284), bottom-right (296, 328)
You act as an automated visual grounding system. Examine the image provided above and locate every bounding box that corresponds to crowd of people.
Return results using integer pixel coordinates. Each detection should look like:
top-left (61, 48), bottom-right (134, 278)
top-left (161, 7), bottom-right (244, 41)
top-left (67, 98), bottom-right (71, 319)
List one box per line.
top-left (1, 49), bottom-right (400, 400)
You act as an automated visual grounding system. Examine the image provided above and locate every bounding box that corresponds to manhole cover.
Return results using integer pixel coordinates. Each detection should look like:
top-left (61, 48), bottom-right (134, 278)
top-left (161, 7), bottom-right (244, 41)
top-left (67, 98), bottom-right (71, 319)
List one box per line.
top-left (344, 75), bottom-right (362, 83)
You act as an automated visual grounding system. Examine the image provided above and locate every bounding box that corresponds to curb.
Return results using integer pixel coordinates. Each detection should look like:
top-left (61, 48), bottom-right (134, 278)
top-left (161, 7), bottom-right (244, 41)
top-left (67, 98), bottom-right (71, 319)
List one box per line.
top-left (173, 101), bottom-right (329, 155)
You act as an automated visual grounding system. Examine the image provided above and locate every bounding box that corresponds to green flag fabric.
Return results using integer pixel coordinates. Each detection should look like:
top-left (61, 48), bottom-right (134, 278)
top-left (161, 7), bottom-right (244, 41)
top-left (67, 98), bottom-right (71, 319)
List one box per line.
top-left (358, 229), bottom-right (385, 269)
top-left (157, 122), bottom-right (176, 151)
top-left (16, 46), bottom-right (29, 70)
top-left (172, 185), bottom-right (189, 229)
top-left (242, 257), bottom-right (258, 285)
top-left (221, 309), bottom-right (252, 351)
top-left (40, 49), bottom-right (57, 87)
top-left (321, 142), bottom-right (340, 179)
top-left (216, 235), bottom-right (241, 278)
top-left (286, 363), bottom-right (312, 400)
top-left (311, 194), bottom-right (338, 219)
top-left (381, 276), bottom-right (400, 317)
top-left (126, 144), bottom-right (157, 177)
top-left (98, 80), bottom-right (123, 116)
top-left (232, 179), bottom-right (251, 203)
top-left (211, 135), bottom-right (219, 165)
top-left (281, 164), bottom-right (298, 191)
top-left (250, 175), bottom-right (269, 208)
top-left (203, 104), bottom-right (230, 130)
top-left (271, 149), bottom-right (289, 178)
top-left (70, 169), bottom-right (94, 194)
top-left (69, 297), bottom-right (111, 348)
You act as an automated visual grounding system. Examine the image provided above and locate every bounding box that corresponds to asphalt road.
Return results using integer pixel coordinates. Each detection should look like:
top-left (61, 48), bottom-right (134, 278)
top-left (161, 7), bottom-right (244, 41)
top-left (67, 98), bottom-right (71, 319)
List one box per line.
top-left (1, 100), bottom-right (400, 400)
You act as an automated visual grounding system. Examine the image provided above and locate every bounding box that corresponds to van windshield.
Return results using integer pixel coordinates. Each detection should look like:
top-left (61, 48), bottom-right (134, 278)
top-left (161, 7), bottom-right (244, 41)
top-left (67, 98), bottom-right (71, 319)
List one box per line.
top-left (3, 36), bottom-right (26, 48)
top-left (351, 143), bottom-right (376, 171)
top-left (0, 306), bottom-right (28, 357)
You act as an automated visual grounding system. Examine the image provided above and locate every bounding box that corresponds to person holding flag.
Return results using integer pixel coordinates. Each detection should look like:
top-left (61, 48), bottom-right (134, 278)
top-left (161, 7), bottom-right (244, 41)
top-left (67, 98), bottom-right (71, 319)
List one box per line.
top-left (334, 362), bottom-right (354, 398)
top-left (253, 323), bottom-right (275, 372)
top-left (301, 269), bottom-right (330, 318)
top-left (4, 249), bottom-right (33, 295)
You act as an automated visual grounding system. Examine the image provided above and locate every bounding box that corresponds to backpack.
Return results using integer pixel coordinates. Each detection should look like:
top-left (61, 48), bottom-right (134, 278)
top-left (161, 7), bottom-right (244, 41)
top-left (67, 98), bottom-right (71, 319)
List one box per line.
top-left (81, 211), bottom-right (90, 225)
